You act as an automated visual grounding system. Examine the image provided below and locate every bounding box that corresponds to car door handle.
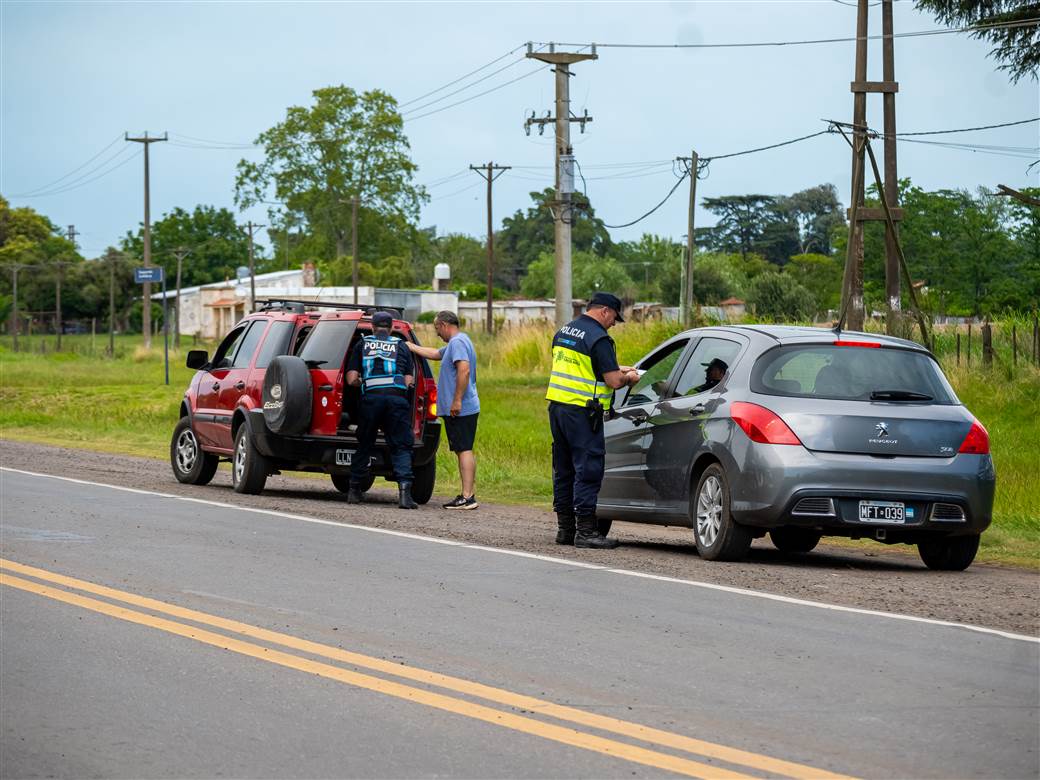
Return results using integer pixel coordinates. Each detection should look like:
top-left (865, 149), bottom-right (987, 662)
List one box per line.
top-left (689, 404), bottom-right (706, 416)
top-left (627, 411), bottom-right (649, 424)
top-left (211, 382), bottom-right (220, 392)
top-left (234, 381), bottom-right (246, 391)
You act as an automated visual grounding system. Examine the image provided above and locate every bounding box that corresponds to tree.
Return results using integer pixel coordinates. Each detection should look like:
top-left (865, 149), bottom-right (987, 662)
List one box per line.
top-left (774, 184), bottom-right (846, 255)
top-left (700, 195), bottom-right (778, 260)
top-left (235, 86), bottom-right (426, 263)
top-left (746, 273), bottom-right (816, 321)
top-left (785, 253), bottom-right (844, 314)
top-left (521, 250), bottom-right (634, 301)
top-left (915, 1), bottom-right (1040, 83)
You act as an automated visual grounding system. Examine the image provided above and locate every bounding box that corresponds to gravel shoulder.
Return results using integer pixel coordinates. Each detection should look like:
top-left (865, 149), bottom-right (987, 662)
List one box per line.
top-left (2, 438), bottom-right (1036, 637)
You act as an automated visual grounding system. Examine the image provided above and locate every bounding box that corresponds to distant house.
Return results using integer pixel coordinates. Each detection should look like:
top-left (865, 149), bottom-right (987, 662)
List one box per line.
top-left (719, 297), bottom-right (746, 320)
top-left (457, 299), bottom-right (575, 328)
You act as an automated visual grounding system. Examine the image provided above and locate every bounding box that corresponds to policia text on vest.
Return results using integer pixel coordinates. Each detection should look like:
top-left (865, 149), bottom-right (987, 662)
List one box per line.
top-left (546, 293), bottom-right (640, 550)
top-left (345, 312), bottom-right (419, 510)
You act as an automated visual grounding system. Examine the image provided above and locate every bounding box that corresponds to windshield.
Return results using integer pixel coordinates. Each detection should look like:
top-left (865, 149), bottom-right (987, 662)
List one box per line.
top-left (750, 344), bottom-right (959, 404)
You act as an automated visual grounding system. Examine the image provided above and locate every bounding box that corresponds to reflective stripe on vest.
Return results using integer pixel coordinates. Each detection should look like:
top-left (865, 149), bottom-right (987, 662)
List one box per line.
top-left (545, 346), bottom-right (610, 410)
top-left (361, 335), bottom-right (407, 394)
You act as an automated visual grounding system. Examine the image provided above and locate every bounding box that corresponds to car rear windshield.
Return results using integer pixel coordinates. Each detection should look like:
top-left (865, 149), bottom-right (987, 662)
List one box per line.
top-left (750, 344), bottom-right (959, 404)
top-left (298, 320), bottom-right (357, 368)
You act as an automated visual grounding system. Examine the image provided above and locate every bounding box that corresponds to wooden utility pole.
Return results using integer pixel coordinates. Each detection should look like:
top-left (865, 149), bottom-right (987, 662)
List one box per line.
top-left (469, 162), bottom-right (511, 333)
top-left (109, 255), bottom-right (117, 357)
top-left (125, 132), bottom-right (167, 349)
top-left (53, 224), bottom-right (78, 351)
top-left (843, 0), bottom-right (903, 333)
top-left (675, 152), bottom-right (699, 327)
top-left (9, 264), bottom-right (22, 352)
top-left (171, 246), bottom-right (191, 349)
top-left (243, 223), bottom-right (264, 312)
top-left (526, 43), bottom-right (597, 327)
top-left (352, 197), bottom-right (360, 304)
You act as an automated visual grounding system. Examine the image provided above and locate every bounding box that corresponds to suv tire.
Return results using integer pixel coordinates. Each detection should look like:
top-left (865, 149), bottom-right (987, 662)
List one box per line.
top-left (262, 356), bottom-right (312, 435)
top-left (692, 464), bottom-right (752, 561)
top-left (769, 527), bottom-right (822, 554)
top-left (170, 417), bottom-right (219, 485)
top-left (232, 426), bottom-right (268, 495)
top-left (410, 460), bottom-right (436, 505)
top-left (918, 534), bottom-right (980, 571)
top-left (331, 473), bottom-right (375, 494)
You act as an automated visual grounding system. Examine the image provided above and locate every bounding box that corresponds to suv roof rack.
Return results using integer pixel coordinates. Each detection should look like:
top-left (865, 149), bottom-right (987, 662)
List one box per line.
top-left (256, 298), bottom-right (404, 318)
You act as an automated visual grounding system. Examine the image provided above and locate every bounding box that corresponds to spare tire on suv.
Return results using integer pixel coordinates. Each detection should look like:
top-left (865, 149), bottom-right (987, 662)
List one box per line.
top-left (263, 355), bottom-right (312, 435)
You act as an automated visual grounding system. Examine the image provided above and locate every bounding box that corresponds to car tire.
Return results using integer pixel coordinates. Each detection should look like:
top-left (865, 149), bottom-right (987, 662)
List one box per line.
top-left (262, 356), bottom-right (312, 435)
top-left (769, 527), bottom-right (822, 554)
top-left (411, 459), bottom-right (436, 505)
top-left (331, 473), bottom-right (375, 494)
top-left (918, 534), bottom-right (980, 571)
top-left (692, 464), bottom-right (752, 561)
top-left (170, 417), bottom-right (219, 486)
top-left (232, 426), bottom-right (268, 495)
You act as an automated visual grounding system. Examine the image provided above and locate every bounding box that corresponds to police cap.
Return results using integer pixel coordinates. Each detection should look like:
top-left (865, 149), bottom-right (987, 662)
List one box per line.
top-left (588, 292), bottom-right (625, 322)
top-left (371, 310), bottom-right (394, 328)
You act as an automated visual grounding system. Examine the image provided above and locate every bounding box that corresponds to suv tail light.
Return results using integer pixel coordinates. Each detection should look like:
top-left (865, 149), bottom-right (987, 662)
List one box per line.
top-left (425, 380), bottom-right (438, 421)
top-left (730, 402), bottom-right (802, 445)
top-left (957, 419), bottom-right (989, 454)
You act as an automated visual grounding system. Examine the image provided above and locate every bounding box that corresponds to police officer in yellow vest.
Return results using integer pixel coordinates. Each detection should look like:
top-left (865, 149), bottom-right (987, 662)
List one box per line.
top-left (546, 293), bottom-right (640, 548)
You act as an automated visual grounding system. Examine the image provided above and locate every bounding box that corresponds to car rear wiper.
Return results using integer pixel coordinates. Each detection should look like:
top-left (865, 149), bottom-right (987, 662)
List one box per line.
top-left (304, 359), bottom-right (328, 369)
top-left (870, 389), bottom-right (933, 401)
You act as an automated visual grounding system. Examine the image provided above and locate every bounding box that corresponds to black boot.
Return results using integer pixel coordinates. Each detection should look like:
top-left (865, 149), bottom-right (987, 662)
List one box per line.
top-left (574, 514), bottom-right (619, 549)
top-left (555, 513), bottom-right (576, 545)
top-left (398, 481), bottom-right (418, 510)
top-left (346, 484), bottom-right (365, 504)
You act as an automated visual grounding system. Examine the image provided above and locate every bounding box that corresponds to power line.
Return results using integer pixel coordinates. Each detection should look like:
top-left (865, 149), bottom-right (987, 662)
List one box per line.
top-left (894, 117), bottom-right (1040, 137)
top-left (398, 45), bottom-right (527, 108)
top-left (530, 18), bottom-right (1039, 50)
top-left (402, 56), bottom-right (530, 117)
top-left (600, 170), bottom-right (690, 229)
top-left (14, 148), bottom-right (142, 198)
top-left (9, 134), bottom-right (124, 197)
top-left (703, 130), bottom-right (832, 162)
top-left (403, 64), bottom-right (549, 123)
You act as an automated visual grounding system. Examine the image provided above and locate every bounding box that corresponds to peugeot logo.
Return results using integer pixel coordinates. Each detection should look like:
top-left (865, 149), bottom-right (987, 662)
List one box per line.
top-left (875, 421), bottom-right (889, 438)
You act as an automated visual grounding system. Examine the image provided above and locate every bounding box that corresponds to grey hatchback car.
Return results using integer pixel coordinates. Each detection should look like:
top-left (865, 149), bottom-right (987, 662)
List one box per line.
top-left (597, 325), bottom-right (995, 570)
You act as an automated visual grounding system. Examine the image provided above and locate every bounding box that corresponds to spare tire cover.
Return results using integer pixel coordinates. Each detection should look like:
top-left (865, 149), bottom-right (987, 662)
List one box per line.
top-left (262, 355), bottom-right (312, 435)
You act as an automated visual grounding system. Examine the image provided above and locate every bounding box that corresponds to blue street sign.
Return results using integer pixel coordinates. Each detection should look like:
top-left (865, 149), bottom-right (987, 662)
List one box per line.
top-left (135, 266), bottom-right (164, 283)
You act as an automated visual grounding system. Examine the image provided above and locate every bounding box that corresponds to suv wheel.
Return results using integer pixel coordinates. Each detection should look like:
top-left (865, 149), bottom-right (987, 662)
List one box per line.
top-left (232, 426), bottom-right (268, 495)
top-left (410, 460), bottom-right (436, 505)
top-left (692, 464), bottom-right (752, 561)
top-left (170, 417), bottom-right (218, 486)
top-left (769, 527), bottom-right (822, 554)
top-left (918, 534), bottom-right (980, 571)
top-left (331, 473), bottom-right (374, 494)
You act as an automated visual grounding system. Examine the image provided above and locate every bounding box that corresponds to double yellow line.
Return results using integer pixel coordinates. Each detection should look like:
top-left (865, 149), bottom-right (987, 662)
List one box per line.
top-left (1, 558), bottom-right (853, 780)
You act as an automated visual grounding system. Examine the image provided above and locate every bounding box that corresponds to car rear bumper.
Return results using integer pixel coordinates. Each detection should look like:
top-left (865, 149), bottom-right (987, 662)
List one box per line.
top-left (246, 409), bottom-right (441, 473)
top-left (727, 442), bottom-right (995, 536)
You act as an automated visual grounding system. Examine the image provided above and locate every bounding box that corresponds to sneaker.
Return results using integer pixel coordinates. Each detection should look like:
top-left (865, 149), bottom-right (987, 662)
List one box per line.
top-left (443, 494), bottom-right (479, 510)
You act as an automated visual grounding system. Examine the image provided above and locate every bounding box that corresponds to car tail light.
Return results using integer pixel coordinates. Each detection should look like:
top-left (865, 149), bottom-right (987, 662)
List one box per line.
top-left (957, 419), bottom-right (989, 454)
top-left (425, 380), bottom-right (438, 420)
top-left (730, 402), bottom-right (802, 445)
top-left (834, 340), bottom-right (880, 348)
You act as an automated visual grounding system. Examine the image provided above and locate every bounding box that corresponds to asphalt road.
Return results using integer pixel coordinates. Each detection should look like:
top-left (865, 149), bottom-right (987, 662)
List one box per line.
top-left (1, 468), bottom-right (1038, 779)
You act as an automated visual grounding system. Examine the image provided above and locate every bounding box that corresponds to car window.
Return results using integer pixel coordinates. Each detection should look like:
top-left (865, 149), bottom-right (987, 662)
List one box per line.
top-left (230, 321), bottom-right (267, 369)
top-left (621, 339), bottom-right (689, 407)
top-left (255, 320), bottom-right (295, 369)
top-left (673, 337), bottom-right (742, 396)
top-left (298, 319), bottom-right (358, 368)
top-left (750, 345), bottom-right (959, 404)
top-left (211, 324), bottom-right (248, 369)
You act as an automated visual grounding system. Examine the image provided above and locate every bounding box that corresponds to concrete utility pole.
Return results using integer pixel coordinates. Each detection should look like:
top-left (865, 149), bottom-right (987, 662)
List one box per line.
top-left (843, 0), bottom-right (902, 333)
top-left (243, 222), bottom-right (264, 312)
top-left (170, 246), bottom-right (191, 349)
top-left (469, 162), bottom-right (511, 333)
top-left (675, 153), bottom-right (700, 327)
top-left (109, 254), bottom-right (117, 357)
top-left (53, 224), bottom-right (79, 350)
top-left (9, 264), bottom-right (22, 352)
top-left (525, 43), bottom-right (597, 327)
top-left (126, 131), bottom-right (167, 348)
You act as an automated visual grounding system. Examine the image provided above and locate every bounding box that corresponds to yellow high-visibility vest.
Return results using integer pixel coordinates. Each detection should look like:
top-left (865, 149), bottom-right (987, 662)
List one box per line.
top-left (545, 317), bottom-right (612, 411)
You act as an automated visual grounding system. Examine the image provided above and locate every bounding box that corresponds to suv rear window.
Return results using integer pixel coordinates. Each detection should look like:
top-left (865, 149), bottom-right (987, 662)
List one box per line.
top-left (751, 345), bottom-right (958, 404)
top-left (298, 320), bottom-right (358, 368)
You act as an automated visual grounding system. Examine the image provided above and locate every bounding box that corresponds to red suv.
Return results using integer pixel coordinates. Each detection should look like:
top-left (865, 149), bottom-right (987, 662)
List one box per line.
top-left (170, 299), bottom-right (441, 502)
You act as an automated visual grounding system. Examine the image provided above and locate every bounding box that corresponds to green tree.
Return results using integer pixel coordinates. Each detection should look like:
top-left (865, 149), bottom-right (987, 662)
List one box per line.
top-left (701, 195), bottom-right (778, 260)
top-left (775, 184), bottom-right (846, 255)
top-left (746, 272), bottom-right (816, 321)
top-left (785, 253), bottom-right (843, 314)
top-left (235, 86), bottom-right (426, 263)
top-left (520, 250), bottom-right (634, 300)
top-left (915, 1), bottom-right (1039, 83)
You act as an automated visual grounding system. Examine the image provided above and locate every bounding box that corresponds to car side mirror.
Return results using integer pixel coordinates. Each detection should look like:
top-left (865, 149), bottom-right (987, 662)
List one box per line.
top-left (186, 350), bottom-right (209, 370)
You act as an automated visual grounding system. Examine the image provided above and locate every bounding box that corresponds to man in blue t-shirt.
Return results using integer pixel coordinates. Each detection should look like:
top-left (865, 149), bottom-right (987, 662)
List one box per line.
top-left (407, 310), bottom-right (480, 510)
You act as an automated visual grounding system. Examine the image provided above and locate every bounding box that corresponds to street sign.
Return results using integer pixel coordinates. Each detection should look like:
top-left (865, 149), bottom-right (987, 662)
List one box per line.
top-left (135, 266), bottom-right (164, 283)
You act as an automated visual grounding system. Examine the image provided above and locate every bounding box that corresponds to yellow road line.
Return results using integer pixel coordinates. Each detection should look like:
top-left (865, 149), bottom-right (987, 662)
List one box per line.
top-left (2, 572), bottom-right (757, 780)
top-left (1, 558), bottom-right (855, 780)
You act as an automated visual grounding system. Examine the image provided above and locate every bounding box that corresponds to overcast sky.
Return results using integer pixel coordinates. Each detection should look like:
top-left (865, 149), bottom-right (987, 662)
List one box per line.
top-left (2, 0), bottom-right (1037, 261)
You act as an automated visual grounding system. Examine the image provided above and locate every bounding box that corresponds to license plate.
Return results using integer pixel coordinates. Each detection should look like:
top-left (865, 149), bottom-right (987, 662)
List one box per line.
top-left (335, 449), bottom-right (354, 466)
top-left (859, 500), bottom-right (905, 523)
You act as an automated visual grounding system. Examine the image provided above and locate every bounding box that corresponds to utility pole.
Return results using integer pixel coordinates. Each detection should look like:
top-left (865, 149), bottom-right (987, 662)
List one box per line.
top-left (109, 254), bottom-right (117, 357)
top-left (675, 152), bottom-right (700, 327)
top-left (170, 246), bottom-right (191, 349)
top-left (53, 224), bottom-right (79, 350)
top-left (243, 222), bottom-right (264, 312)
top-left (352, 197), bottom-right (360, 305)
top-left (526, 43), bottom-right (597, 327)
top-left (126, 131), bottom-right (167, 348)
top-left (9, 264), bottom-right (23, 352)
top-left (469, 162), bottom-right (511, 333)
top-left (843, 0), bottom-right (902, 333)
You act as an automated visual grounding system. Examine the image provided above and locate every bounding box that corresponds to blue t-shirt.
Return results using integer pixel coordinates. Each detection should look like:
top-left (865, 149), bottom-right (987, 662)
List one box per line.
top-left (437, 332), bottom-right (479, 417)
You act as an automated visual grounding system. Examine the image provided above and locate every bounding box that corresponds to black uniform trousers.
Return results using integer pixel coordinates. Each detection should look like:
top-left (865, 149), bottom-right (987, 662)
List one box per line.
top-left (351, 392), bottom-right (414, 483)
top-left (549, 401), bottom-right (605, 518)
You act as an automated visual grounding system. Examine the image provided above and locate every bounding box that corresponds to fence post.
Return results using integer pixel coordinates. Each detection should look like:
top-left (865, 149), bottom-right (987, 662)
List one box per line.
top-left (1034, 314), bottom-right (1039, 367)
top-left (967, 322), bottom-right (972, 368)
top-left (956, 332), bottom-right (961, 366)
top-left (982, 320), bottom-right (993, 368)
top-left (1012, 324), bottom-right (1017, 367)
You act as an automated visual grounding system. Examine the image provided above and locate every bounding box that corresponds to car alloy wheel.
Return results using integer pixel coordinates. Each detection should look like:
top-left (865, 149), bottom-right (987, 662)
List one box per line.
top-left (233, 433), bottom-right (247, 487)
top-left (696, 475), bottom-right (723, 549)
top-left (175, 428), bottom-right (199, 474)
